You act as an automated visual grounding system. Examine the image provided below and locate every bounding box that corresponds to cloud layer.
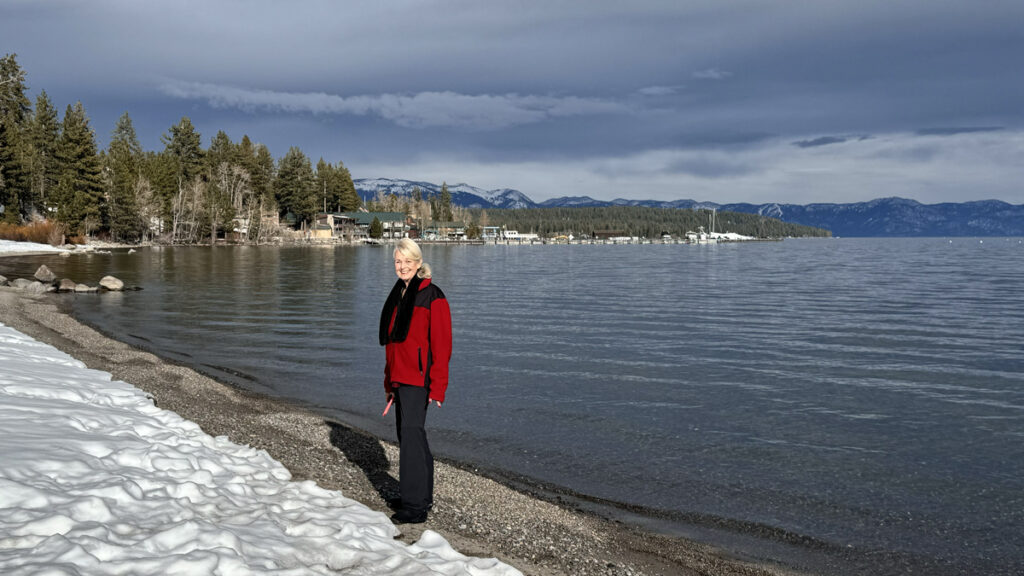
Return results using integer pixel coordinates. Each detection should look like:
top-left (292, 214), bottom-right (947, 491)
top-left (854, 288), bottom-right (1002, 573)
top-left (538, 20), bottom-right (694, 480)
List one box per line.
top-left (3, 0), bottom-right (1023, 204)
top-left (159, 81), bottom-right (628, 130)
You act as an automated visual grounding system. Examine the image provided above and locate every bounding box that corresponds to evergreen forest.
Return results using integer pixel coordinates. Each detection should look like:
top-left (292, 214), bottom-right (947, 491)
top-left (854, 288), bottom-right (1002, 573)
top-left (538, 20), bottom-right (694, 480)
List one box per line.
top-left (0, 54), bottom-right (360, 244)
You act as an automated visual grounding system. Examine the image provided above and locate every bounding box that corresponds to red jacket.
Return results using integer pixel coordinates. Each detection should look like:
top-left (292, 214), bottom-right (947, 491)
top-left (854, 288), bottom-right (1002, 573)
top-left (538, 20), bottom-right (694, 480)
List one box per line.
top-left (384, 278), bottom-right (452, 403)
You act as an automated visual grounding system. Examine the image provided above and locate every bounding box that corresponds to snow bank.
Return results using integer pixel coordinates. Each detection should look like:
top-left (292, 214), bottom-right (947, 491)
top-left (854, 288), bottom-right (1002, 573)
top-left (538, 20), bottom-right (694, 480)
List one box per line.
top-left (0, 239), bottom-right (64, 253)
top-left (0, 321), bottom-right (522, 575)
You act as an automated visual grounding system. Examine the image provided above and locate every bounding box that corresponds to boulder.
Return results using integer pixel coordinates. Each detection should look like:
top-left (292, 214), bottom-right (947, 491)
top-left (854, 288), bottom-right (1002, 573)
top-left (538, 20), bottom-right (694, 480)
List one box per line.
top-left (99, 276), bottom-right (125, 291)
top-left (74, 283), bottom-right (93, 293)
top-left (24, 281), bottom-right (51, 295)
top-left (34, 265), bottom-right (57, 283)
top-left (0, 274), bottom-right (8, 286)
top-left (58, 278), bottom-right (78, 292)
top-left (59, 251), bottom-right (71, 258)
top-left (10, 278), bottom-right (33, 289)
top-left (128, 248), bottom-right (137, 254)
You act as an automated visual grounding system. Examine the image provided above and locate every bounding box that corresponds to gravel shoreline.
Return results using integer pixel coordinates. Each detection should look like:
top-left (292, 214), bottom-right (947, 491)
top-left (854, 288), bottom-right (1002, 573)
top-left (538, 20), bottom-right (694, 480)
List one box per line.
top-left (0, 287), bottom-right (806, 576)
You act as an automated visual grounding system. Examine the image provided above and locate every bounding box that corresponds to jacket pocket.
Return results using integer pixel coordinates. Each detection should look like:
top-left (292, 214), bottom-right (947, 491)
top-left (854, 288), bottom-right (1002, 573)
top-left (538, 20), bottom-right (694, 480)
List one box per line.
top-left (417, 347), bottom-right (423, 373)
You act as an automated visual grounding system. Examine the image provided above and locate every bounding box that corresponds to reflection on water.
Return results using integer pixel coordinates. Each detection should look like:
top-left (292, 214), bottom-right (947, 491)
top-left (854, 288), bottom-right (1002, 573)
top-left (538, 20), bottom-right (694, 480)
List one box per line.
top-left (4, 238), bottom-right (1024, 575)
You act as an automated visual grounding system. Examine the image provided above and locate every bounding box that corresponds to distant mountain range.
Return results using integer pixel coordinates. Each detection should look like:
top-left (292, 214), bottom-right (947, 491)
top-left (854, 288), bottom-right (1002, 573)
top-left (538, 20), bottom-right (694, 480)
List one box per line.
top-left (354, 178), bottom-right (1024, 237)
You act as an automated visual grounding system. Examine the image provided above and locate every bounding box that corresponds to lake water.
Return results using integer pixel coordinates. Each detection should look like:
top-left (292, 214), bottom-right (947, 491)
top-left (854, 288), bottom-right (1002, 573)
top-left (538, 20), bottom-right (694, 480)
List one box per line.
top-left (4, 238), bottom-right (1023, 575)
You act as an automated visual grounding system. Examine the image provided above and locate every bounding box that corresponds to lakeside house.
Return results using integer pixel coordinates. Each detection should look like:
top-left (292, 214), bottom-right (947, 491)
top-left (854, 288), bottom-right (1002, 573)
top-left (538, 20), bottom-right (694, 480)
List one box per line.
top-left (591, 230), bottom-right (627, 240)
top-left (312, 212), bottom-right (411, 239)
top-left (311, 212), bottom-right (472, 242)
top-left (422, 222), bottom-right (467, 241)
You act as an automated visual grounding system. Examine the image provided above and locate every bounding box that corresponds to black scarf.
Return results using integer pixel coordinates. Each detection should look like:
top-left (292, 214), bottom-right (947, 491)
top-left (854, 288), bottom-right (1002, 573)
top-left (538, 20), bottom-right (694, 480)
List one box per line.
top-left (379, 275), bottom-right (423, 345)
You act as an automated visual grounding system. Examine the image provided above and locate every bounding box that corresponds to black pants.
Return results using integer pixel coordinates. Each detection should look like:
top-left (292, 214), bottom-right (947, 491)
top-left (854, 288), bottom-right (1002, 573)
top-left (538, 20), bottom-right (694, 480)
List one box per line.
top-left (394, 384), bottom-right (434, 512)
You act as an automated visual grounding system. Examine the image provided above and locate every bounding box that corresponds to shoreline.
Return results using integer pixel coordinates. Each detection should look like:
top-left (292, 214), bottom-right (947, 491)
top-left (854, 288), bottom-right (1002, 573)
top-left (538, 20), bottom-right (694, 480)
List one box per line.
top-left (0, 286), bottom-right (807, 576)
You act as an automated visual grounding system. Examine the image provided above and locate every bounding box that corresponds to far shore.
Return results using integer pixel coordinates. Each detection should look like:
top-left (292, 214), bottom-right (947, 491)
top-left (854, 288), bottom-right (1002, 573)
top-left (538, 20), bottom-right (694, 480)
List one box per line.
top-left (0, 231), bottom-right (792, 259)
top-left (0, 277), bottom-right (808, 576)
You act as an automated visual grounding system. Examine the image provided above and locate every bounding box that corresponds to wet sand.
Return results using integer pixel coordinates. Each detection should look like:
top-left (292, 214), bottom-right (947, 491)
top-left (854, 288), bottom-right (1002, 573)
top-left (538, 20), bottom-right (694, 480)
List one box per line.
top-left (0, 286), bottom-right (807, 576)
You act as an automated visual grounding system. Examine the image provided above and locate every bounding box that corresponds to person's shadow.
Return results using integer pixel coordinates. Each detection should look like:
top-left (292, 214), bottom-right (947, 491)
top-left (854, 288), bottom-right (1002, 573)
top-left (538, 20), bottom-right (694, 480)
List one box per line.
top-left (326, 420), bottom-right (399, 503)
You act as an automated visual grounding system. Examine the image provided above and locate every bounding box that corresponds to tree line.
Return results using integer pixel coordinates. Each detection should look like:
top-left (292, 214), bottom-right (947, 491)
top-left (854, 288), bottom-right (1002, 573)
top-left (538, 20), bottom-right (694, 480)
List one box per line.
top-left (472, 206), bottom-right (831, 239)
top-left (363, 190), bottom-right (829, 240)
top-left (0, 53), bottom-right (360, 244)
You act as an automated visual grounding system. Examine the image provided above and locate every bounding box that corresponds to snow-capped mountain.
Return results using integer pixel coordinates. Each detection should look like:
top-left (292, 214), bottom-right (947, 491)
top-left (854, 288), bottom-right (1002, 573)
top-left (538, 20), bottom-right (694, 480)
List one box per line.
top-left (354, 179), bottom-right (536, 209)
top-left (354, 178), bottom-right (1024, 236)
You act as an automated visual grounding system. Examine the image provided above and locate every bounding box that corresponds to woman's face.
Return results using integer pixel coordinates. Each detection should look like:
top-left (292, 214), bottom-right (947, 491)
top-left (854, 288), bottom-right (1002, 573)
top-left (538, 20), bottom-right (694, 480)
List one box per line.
top-left (394, 251), bottom-right (420, 283)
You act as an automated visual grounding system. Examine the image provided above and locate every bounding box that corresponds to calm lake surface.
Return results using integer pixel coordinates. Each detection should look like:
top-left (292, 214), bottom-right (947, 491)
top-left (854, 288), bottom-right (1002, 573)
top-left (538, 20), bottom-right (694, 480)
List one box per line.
top-left (4, 238), bottom-right (1023, 575)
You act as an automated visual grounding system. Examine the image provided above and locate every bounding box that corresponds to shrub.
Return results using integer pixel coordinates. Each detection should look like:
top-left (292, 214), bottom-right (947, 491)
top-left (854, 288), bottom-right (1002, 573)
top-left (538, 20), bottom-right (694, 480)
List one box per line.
top-left (0, 221), bottom-right (80, 246)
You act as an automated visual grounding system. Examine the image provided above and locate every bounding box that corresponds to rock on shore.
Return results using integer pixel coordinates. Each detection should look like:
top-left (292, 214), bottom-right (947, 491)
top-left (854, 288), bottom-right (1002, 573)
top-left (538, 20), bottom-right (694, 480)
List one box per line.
top-left (2, 265), bottom-right (127, 294)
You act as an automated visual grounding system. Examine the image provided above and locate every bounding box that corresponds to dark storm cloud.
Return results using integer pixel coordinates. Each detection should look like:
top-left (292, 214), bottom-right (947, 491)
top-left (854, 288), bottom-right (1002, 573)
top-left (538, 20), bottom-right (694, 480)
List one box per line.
top-left (2, 0), bottom-right (1023, 203)
top-left (793, 136), bottom-right (848, 148)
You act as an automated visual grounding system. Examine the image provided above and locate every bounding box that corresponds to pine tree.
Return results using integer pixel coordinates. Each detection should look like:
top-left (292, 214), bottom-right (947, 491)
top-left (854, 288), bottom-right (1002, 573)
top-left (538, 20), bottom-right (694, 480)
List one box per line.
top-left (315, 158), bottom-right (333, 212)
top-left (206, 130), bottom-right (238, 170)
top-left (249, 142), bottom-right (276, 241)
top-left (0, 53), bottom-right (32, 221)
top-left (233, 137), bottom-right (275, 241)
top-left (205, 131), bottom-right (238, 243)
top-left (369, 216), bottom-right (383, 238)
top-left (106, 112), bottom-right (144, 242)
top-left (55, 102), bottom-right (104, 235)
top-left (0, 119), bottom-right (18, 223)
top-left (337, 161), bottom-right (360, 211)
top-left (162, 117), bottom-right (204, 188)
top-left (439, 182), bottom-right (453, 222)
top-left (29, 91), bottom-right (60, 214)
top-left (161, 117), bottom-right (205, 241)
top-left (140, 150), bottom-right (176, 236)
top-left (274, 147), bottom-right (317, 227)
top-left (251, 142), bottom-right (275, 205)
top-left (312, 159), bottom-right (360, 213)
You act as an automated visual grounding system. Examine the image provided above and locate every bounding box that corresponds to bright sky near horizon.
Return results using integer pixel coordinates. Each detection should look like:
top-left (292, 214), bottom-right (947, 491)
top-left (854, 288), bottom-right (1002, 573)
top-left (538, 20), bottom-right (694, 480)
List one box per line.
top-left (3, 0), bottom-right (1023, 205)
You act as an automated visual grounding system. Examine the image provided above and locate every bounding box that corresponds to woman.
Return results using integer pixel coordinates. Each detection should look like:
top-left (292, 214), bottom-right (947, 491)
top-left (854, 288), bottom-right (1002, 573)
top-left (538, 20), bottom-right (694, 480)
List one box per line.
top-left (379, 238), bottom-right (452, 524)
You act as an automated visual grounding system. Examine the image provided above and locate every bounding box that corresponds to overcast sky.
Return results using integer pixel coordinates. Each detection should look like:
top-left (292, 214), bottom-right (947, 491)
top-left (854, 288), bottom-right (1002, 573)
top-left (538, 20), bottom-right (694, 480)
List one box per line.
top-left (4, 0), bottom-right (1023, 204)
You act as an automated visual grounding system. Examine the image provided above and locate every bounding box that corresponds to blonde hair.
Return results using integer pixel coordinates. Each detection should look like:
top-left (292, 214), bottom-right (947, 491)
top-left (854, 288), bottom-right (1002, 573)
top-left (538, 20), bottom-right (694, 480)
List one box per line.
top-left (394, 238), bottom-right (432, 279)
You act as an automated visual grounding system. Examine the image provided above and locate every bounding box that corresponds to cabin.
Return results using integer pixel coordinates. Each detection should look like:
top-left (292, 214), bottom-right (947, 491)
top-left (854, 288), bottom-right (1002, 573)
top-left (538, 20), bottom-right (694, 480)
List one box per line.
top-left (592, 230), bottom-right (627, 240)
top-left (422, 221), bottom-right (467, 241)
top-left (336, 211), bottom-right (410, 238)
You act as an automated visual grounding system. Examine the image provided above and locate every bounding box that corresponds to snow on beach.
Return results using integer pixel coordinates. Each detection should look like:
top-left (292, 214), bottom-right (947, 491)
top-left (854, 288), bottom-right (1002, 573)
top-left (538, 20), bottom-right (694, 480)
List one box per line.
top-left (0, 315), bottom-right (521, 574)
top-left (0, 239), bottom-right (65, 254)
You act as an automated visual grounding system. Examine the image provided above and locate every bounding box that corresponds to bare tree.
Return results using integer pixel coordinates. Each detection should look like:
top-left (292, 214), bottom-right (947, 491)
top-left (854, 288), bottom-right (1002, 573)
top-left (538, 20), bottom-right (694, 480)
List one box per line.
top-left (81, 214), bottom-right (100, 239)
top-left (171, 176), bottom-right (205, 244)
top-left (214, 162), bottom-right (256, 242)
top-left (135, 176), bottom-right (161, 242)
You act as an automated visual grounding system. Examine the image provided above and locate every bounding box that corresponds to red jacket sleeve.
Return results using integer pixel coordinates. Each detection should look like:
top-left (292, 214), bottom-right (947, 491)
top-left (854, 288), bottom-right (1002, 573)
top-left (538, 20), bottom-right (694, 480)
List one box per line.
top-left (428, 296), bottom-right (452, 403)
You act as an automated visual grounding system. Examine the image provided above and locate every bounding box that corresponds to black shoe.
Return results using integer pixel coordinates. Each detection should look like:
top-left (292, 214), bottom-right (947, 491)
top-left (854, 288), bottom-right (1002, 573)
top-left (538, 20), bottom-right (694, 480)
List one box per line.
top-left (391, 508), bottom-right (428, 524)
top-left (387, 497), bottom-right (432, 511)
